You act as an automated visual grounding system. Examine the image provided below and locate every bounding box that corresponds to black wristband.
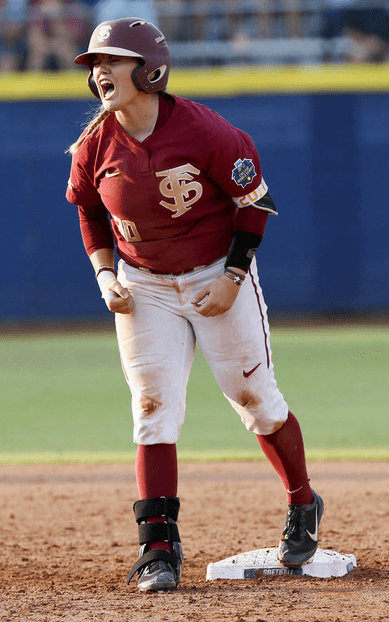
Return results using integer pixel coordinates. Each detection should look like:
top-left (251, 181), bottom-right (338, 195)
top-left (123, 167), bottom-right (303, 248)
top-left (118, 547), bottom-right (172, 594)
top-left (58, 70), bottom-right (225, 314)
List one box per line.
top-left (223, 268), bottom-right (245, 285)
top-left (224, 230), bottom-right (263, 272)
top-left (95, 266), bottom-right (117, 279)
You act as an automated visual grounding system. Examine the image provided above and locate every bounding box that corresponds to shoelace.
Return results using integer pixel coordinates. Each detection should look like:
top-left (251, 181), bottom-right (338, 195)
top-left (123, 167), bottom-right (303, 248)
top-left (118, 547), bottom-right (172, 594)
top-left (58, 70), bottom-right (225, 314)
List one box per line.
top-left (283, 505), bottom-right (306, 539)
top-left (142, 560), bottom-right (174, 577)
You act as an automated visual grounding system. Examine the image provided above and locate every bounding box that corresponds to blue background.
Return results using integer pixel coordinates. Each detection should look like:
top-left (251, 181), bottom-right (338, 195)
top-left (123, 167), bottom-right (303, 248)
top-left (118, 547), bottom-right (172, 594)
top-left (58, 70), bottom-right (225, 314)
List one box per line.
top-left (1, 92), bottom-right (388, 323)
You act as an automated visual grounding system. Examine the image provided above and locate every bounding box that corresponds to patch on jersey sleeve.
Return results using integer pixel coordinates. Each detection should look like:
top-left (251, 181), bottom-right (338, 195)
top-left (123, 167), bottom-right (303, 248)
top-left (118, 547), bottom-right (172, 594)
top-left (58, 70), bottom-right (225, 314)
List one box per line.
top-left (232, 178), bottom-right (278, 215)
top-left (231, 158), bottom-right (257, 188)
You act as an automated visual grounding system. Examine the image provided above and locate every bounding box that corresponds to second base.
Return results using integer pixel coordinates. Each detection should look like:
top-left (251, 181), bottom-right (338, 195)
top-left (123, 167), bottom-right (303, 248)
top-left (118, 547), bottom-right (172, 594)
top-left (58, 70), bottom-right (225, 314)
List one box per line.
top-left (206, 547), bottom-right (357, 580)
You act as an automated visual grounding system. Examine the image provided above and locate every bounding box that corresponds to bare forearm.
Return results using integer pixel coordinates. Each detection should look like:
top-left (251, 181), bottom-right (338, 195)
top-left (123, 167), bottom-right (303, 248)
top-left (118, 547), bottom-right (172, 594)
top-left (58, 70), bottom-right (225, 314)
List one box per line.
top-left (89, 248), bottom-right (115, 274)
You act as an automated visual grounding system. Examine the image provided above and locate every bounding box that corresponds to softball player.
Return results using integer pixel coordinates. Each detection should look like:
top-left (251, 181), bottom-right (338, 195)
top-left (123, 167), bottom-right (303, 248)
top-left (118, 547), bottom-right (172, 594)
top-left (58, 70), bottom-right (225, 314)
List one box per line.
top-left (66, 17), bottom-right (324, 592)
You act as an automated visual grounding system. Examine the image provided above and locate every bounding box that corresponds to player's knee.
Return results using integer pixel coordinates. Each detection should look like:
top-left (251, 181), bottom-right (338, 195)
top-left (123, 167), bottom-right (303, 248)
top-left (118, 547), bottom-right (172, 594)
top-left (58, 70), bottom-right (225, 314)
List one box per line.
top-left (229, 380), bottom-right (289, 435)
top-left (134, 401), bottom-right (184, 445)
top-left (236, 389), bottom-right (262, 410)
top-left (231, 390), bottom-right (288, 435)
top-left (139, 394), bottom-right (162, 416)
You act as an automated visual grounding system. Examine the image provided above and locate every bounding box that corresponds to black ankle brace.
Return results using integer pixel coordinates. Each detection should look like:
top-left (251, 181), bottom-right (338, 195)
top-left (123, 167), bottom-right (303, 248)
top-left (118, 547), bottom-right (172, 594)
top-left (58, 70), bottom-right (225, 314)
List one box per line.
top-left (127, 496), bottom-right (183, 585)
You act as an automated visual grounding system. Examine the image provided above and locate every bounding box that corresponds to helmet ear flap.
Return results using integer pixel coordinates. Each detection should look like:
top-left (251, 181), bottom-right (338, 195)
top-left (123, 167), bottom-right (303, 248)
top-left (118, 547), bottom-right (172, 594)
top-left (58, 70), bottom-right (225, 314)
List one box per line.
top-left (131, 62), bottom-right (146, 93)
top-left (131, 61), bottom-right (167, 93)
top-left (88, 72), bottom-right (101, 99)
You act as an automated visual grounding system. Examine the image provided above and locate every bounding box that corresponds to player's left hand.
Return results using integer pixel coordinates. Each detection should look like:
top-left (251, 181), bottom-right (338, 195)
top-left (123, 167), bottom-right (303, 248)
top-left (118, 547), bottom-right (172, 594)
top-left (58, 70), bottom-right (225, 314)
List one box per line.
top-left (191, 274), bottom-right (242, 317)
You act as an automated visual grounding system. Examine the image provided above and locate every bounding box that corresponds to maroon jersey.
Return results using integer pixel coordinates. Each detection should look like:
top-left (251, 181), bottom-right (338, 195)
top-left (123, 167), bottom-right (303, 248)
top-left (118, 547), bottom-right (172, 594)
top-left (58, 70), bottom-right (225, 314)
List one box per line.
top-left (66, 94), bottom-right (270, 274)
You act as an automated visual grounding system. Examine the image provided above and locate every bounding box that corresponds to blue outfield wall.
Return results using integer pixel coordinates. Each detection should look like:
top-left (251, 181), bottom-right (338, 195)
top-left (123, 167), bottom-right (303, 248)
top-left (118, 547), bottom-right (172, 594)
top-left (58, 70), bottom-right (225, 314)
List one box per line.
top-left (1, 91), bottom-right (388, 322)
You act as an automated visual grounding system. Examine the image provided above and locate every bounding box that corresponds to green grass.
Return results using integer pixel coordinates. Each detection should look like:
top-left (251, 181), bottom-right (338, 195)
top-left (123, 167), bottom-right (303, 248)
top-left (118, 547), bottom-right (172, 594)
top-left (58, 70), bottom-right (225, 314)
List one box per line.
top-left (1, 326), bottom-right (388, 463)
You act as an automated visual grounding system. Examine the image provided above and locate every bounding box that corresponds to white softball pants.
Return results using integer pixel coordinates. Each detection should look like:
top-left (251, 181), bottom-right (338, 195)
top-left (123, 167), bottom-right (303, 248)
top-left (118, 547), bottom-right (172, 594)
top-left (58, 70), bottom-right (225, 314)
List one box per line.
top-left (115, 257), bottom-right (288, 445)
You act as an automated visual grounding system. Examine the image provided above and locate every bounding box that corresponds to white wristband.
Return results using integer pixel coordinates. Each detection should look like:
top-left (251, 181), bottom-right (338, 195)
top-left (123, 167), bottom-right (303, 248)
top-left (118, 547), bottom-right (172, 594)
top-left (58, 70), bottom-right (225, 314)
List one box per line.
top-left (96, 268), bottom-right (118, 307)
top-left (96, 269), bottom-right (117, 292)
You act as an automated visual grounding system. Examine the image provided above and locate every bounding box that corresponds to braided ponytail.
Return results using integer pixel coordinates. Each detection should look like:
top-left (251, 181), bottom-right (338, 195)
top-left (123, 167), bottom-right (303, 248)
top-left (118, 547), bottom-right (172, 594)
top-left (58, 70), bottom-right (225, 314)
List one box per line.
top-left (67, 106), bottom-right (111, 155)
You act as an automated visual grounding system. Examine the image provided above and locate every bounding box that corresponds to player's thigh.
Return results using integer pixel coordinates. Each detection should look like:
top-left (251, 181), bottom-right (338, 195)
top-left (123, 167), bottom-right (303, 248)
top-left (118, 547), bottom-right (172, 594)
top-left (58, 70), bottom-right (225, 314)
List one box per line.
top-left (193, 270), bottom-right (271, 377)
top-left (115, 290), bottom-right (196, 443)
top-left (115, 295), bottom-right (195, 404)
top-left (192, 269), bottom-right (288, 434)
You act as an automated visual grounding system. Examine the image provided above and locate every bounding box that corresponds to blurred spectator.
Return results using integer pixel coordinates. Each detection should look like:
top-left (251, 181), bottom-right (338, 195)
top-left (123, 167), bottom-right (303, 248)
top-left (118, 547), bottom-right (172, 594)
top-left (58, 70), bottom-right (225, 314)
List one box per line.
top-left (346, 4), bottom-right (389, 62)
top-left (251, 0), bottom-right (304, 40)
top-left (171, 0), bottom-right (208, 42)
top-left (157, 0), bottom-right (183, 42)
top-left (322, 0), bottom-right (389, 62)
top-left (93, 0), bottom-right (158, 26)
top-left (165, 1), bottom-right (305, 45)
top-left (283, 0), bottom-right (303, 39)
top-left (0, 0), bottom-right (28, 72)
top-left (26, 0), bottom-right (91, 71)
top-left (4, 0), bottom-right (388, 73)
top-left (166, 1), bottom-right (258, 44)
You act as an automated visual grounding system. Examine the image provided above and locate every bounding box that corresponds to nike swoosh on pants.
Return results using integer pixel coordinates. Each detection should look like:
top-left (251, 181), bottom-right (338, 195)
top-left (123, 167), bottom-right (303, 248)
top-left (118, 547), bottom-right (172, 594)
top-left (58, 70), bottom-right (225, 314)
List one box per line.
top-left (243, 362), bottom-right (261, 378)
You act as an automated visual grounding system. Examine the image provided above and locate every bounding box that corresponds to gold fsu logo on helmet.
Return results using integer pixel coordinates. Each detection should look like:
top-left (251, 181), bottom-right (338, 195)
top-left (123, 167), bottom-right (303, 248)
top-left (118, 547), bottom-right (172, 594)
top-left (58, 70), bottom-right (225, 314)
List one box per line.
top-left (97, 25), bottom-right (112, 43)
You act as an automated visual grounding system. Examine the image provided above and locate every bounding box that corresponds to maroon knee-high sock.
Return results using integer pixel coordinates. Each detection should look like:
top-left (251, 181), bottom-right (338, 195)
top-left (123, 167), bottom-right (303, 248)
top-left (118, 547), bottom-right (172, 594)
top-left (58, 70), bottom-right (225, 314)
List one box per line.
top-left (135, 443), bottom-right (178, 552)
top-left (256, 412), bottom-right (313, 505)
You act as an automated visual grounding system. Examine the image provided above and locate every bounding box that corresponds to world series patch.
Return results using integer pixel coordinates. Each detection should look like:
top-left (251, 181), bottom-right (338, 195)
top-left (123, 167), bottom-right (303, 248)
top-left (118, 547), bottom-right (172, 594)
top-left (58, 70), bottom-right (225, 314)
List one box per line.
top-left (231, 158), bottom-right (257, 189)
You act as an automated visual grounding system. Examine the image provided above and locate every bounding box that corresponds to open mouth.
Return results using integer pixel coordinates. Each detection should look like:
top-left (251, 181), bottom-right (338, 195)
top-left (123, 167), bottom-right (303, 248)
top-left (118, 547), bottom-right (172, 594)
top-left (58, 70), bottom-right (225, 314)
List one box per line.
top-left (99, 79), bottom-right (115, 99)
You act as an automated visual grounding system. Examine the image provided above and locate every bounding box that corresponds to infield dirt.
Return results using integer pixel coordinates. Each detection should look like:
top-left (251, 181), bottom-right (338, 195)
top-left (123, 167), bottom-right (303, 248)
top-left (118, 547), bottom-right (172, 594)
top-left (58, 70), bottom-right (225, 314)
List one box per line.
top-left (0, 460), bottom-right (388, 621)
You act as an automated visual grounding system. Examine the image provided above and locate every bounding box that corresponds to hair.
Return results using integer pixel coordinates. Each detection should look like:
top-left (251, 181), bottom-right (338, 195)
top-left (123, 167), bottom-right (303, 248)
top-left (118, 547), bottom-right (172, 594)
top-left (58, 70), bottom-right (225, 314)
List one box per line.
top-left (66, 106), bottom-right (111, 155)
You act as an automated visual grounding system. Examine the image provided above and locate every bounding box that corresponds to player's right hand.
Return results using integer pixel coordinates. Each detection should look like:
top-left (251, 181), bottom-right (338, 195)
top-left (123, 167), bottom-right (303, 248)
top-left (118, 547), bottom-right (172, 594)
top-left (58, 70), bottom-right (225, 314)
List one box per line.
top-left (103, 280), bottom-right (134, 314)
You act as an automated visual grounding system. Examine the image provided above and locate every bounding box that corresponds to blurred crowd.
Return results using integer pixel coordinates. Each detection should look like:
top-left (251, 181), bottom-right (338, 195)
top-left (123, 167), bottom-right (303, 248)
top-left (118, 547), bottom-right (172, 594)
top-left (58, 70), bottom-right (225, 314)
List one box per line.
top-left (322, 0), bottom-right (389, 63)
top-left (1, 0), bottom-right (389, 72)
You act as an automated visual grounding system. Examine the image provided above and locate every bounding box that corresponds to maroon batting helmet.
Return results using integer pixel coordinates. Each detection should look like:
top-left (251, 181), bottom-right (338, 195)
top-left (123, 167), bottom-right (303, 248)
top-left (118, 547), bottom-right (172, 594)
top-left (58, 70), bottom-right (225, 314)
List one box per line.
top-left (74, 17), bottom-right (171, 98)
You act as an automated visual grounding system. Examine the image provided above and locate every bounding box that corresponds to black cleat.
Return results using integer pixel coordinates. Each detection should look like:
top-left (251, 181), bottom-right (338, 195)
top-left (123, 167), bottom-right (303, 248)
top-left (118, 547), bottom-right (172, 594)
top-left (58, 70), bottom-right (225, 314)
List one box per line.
top-left (137, 558), bottom-right (179, 592)
top-left (128, 542), bottom-right (183, 592)
top-left (278, 490), bottom-right (324, 568)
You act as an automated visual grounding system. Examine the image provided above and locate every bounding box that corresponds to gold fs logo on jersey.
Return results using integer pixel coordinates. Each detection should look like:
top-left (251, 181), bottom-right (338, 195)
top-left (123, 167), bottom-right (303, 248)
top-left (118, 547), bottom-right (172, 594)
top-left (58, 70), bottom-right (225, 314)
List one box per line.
top-left (156, 164), bottom-right (203, 218)
top-left (232, 158), bottom-right (257, 189)
top-left (97, 25), bottom-right (112, 43)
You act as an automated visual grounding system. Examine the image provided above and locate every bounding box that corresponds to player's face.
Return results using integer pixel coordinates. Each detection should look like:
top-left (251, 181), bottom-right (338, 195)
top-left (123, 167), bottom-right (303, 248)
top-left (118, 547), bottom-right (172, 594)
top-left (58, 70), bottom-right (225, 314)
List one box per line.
top-left (92, 54), bottom-right (140, 111)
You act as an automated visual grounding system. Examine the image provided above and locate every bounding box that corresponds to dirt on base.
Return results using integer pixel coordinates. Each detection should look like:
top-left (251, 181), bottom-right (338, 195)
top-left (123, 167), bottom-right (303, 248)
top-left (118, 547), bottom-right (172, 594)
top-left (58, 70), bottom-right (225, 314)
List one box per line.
top-left (0, 460), bottom-right (388, 622)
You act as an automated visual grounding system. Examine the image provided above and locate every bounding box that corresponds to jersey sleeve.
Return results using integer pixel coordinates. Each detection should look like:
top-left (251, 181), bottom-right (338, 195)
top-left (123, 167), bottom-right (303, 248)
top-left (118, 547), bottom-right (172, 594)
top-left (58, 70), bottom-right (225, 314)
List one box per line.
top-left (203, 113), bottom-right (277, 234)
top-left (204, 117), bottom-right (262, 196)
top-left (66, 142), bottom-right (101, 207)
top-left (78, 203), bottom-right (114, 256)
